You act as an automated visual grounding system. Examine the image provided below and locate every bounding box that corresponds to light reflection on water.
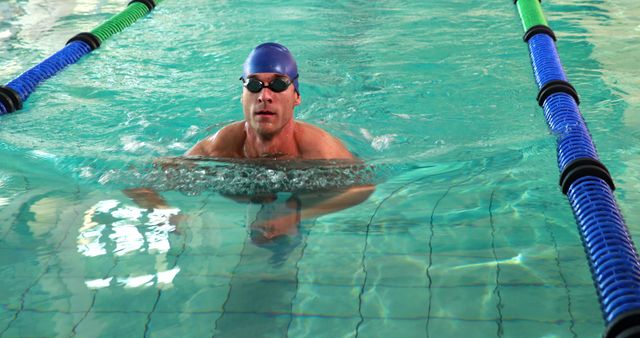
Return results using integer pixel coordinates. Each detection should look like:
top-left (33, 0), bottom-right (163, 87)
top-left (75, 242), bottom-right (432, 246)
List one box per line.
top-left (78, 199), bottom-right (181, 289)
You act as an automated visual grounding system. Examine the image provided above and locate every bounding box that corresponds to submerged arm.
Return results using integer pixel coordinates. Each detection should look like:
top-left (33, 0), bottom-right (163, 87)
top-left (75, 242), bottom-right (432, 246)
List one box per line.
top-left (123, 187), bottom-right (170, 210)
top-left (247, 184), bottom-right (375, 241)
top-left (297, 184), bottom-right (375, 220)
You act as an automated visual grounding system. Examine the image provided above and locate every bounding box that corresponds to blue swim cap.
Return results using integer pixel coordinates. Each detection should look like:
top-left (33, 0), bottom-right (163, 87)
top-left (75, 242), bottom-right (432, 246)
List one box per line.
top-left (242, 42), bottom-right (299, 92)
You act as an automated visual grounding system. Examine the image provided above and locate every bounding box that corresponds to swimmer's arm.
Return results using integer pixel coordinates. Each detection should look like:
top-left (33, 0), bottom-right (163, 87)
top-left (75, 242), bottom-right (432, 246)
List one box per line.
top-left (296, 184), bottom-right (375, 220)
top-left (249, 185), bottom-right (374, 238)
top-left (125, 123), bottom-right (244, 209)
top-left (122, 158), bottom-right (190, 210)
top-left (123, 187), bottom-right (171, 209)
top-left (123, 188), bottom-right (186, 230)
top-left (292, 123), bottom-right (372, 217)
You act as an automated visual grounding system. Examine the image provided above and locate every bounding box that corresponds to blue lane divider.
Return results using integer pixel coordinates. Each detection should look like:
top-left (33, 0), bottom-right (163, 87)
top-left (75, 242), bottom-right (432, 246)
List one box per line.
top-left (1, 0), bottom-right (160, 116)
top-left (568, 177), bottom-right (640, 323)
top-left (0, 41), bottom-right (93, 114)
top-left (523, 21), bottom-right (640, 338)
top-left (529, 34), bottom-right (567, 87)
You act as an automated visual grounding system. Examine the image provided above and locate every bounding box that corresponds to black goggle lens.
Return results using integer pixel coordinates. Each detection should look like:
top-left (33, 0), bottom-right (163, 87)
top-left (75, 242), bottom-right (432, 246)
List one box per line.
top-left (241, 77), bottom-right (294, 93)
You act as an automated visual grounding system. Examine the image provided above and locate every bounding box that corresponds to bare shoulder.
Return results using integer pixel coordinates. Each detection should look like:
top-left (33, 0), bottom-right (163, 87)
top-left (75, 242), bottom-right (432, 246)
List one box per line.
top-left (186, 122), bottom-right (245, 157)
top-left (295, 121), bottom-right (354, 160)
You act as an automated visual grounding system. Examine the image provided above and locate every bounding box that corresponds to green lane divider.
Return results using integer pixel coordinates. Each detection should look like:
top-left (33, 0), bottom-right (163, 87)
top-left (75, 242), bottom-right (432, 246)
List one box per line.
top-left (515, 0), bottom-right (547, 31)
top-left (515, 0), bottom-right (556, 42)
top-left (0, 0), bottom-right (162, 115)
top-left (91, 2), bottom-right (151, 43)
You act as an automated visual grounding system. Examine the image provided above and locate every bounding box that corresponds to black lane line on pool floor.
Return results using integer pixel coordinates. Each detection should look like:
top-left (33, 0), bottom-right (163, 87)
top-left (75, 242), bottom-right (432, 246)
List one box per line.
top-left (543, 209), bottom-right (578, 338)
top-left (0, 189), bottom-right (38, 241)
top-left (212, 199), bottom-right (303, 338)
top-left (284, 218), bottom-right (317, 338)
top-left (143, 230), bottom-right (189, 337)
top-left (354, 173), bottom-right (436, 338)
top-left (68, 196), bottom-right (191, 337)
top-left (70, 194), bottom-right (125, 337)
top-left (70, 257), bottom-right (120, 336)
top-left (211, 199), bottom-right (308, 338)
top-left (425, 168), bottom-right (486, 338)
top-left (0, 193), bottom-right (83, 337)
top-left (0, 175), bottom-right (37, 241)
top-left (212, 205), bottom-right (261, 338)
top-left (489, 186), bottom-right (505, 338)
top-left (142, 196), bottom-right (203, 337)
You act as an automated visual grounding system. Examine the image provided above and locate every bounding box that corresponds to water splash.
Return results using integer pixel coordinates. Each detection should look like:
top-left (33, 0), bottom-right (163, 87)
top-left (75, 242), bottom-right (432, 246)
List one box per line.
top-left (101, 157), bottom-right (379, 196)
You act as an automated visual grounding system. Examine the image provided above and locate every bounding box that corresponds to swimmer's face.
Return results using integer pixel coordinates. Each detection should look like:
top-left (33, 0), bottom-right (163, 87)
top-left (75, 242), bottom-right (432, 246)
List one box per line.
top-left (241, 73), bottom-right (301, 138)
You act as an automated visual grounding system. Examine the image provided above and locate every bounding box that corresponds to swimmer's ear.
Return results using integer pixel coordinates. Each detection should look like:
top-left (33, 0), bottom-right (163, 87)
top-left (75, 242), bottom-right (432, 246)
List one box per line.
top-left (294, 91), bottom-right (301, 106)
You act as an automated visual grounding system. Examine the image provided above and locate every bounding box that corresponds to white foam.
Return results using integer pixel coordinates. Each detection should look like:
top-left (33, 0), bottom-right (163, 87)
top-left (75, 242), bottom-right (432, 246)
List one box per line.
top-left (371, 134), bottom-right (396, 151)
top-left (121, 135), bottom-right (147, 152)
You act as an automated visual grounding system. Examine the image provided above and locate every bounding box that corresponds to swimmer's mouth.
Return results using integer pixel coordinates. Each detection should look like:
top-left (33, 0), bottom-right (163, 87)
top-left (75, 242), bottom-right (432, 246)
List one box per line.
top-left (255, 110), bottom-right (276, 116)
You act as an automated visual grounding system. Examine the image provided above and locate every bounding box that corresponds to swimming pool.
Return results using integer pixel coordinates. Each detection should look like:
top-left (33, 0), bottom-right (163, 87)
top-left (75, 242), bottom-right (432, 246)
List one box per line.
top-left (1, 0), bottom-right (640, 337)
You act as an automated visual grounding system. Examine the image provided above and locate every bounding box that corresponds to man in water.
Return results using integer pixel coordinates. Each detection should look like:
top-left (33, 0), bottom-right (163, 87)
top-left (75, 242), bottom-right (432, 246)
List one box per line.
top-left (127, 42), bottom-right (373, 240)
top-left (187, 42), bottom-right (353, 160)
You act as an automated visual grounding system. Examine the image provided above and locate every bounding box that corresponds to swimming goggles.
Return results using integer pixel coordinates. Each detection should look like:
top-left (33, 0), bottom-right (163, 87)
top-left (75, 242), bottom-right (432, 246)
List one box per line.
top-left (240, 75), bottom-right (298, 93)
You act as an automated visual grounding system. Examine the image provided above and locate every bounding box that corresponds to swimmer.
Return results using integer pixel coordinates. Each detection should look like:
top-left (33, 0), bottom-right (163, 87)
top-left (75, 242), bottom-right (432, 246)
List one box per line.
top-left (126, 42), bottom-right (374, 241)
top-left (188, 42), bottom-right (353, 160)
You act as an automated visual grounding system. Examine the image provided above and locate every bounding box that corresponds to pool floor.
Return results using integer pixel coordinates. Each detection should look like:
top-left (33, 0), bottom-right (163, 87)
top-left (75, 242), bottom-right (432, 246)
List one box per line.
top-left (0, 165), bottom-right (604, 337)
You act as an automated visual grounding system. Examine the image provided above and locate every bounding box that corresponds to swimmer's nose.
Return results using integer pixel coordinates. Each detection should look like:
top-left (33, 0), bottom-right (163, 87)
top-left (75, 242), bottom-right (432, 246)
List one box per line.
top-left (257, 88), bottom-right (273, 104)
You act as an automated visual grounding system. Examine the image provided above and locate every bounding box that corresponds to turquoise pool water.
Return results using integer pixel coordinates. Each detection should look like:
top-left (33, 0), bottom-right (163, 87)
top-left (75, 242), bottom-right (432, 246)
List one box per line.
top-left (1, 0), bottom-right (640, 337)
